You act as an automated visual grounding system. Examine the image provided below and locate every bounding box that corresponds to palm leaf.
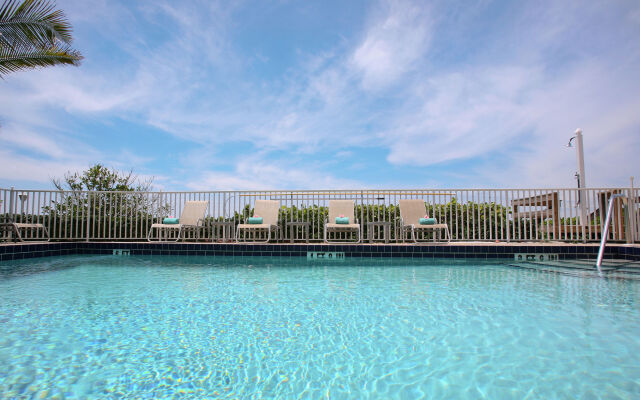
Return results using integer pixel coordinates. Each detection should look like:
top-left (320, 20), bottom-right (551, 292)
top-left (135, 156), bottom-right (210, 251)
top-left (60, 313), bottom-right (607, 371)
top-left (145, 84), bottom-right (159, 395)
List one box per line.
top-left (0, 40), bottom-right (82, 75)
top-left (0, 0), bottom-right (82, 76)
top-left (0, 0), bottom-right (73, 48)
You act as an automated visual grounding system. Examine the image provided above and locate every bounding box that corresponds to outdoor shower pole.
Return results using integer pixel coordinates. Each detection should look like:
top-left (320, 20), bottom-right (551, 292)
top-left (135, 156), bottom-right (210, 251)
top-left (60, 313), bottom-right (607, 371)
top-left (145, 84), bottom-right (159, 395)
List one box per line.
top-left (574, 129), bottom-right (588, 242)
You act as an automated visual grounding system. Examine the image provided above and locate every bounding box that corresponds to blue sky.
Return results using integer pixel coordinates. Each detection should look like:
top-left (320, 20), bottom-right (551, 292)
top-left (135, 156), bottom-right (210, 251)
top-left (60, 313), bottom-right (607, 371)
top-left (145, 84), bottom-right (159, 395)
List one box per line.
top-left (1, 0), bottom-right (639, 190)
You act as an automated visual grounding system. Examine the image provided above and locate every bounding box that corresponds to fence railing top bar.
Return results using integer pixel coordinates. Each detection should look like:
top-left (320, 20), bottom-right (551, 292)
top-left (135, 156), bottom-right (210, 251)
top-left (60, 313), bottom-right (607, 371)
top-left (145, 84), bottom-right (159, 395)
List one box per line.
top-left (0, 187), bottom-right (635, 194)
top-left (238, 192), bottom-right (457, 197)
top-left (0, 189), bottom-right (231, 194)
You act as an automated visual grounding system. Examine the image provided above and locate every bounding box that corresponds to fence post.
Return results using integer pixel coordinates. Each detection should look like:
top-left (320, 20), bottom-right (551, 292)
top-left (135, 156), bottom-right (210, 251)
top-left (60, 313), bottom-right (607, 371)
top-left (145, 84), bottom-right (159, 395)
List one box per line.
top-left (8, 187), bottom-right (15, 218)
top-left (86, 192), bottom-right (91, 242)
top-left (8, 187), bottom-right (15, 240)
top-left (505, 190), bottom-right (510, 242)
top-left (628, 177), bottom-right (635, 244)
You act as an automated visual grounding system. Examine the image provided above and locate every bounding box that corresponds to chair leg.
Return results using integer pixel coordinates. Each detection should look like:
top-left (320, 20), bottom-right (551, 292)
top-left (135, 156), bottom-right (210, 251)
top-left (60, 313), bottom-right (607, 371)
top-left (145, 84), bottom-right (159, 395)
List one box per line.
top-left (326, 228), bottom-right (360, 244)
top-left (237, 228), bottom-right (272, 243)
top-left (260, 228), bottom-right (270, 243)
top-left (12, 224), bottom-right (24, 242)
top-left (147, 227), bottom-right (181, 242)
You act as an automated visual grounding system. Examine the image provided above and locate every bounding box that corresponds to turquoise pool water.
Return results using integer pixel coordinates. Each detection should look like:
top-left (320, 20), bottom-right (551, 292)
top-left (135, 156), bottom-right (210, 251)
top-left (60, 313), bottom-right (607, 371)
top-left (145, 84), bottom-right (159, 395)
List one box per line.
top-left (0, 255), bottom-right (639, 399)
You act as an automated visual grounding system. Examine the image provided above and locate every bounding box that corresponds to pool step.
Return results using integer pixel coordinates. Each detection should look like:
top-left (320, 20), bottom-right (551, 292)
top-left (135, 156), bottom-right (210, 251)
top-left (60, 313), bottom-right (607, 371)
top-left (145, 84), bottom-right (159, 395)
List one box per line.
top-left (508, 258), bottom-right (640, 279)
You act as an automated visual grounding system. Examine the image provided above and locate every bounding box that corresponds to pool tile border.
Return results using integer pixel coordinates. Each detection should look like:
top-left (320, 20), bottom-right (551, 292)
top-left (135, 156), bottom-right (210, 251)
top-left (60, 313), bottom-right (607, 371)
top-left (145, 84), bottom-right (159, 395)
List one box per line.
top-left (1, 242), bottom-right (639, 262)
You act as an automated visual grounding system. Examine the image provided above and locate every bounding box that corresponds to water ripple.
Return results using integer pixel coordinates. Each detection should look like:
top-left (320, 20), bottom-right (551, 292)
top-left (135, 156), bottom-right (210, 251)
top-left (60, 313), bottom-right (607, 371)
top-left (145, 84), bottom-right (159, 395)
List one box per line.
top-left (0, 255), bottom-right (638, 399)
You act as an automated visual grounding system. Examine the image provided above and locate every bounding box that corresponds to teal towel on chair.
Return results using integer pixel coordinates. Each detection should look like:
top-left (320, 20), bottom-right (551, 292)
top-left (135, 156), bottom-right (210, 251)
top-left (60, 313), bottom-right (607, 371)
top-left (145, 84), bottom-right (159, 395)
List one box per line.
top-left (248, 217), bottom-right (263, 224)
top-left (163, 218), bottom-right (179, 224)
top-left (335, 217), bottom-right (349, 224)
top-left (419, 218), bottom-right (436, 225)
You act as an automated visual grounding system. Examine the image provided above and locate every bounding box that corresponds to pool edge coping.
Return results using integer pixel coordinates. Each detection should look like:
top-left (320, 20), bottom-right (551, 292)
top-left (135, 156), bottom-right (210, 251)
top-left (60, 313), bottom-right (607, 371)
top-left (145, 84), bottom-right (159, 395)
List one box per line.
top-left (1, 242), bottom-right (639, 262)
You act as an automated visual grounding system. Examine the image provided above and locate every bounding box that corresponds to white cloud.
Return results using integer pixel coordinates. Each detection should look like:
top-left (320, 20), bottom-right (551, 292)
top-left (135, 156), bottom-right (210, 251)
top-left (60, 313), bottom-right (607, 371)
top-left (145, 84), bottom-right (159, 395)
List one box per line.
top-left (384, 66), bottom-right (538, 166)
top-left (351, 0), bottom-right (431, 91)
top-left (185, 156), bottom-right (363, 191)
top-left (0, 123), bottom-right (101, 163)
top-left (0, 124), bottom-right (154, 187)
top-left (1, 0), bottom-right (370, 169)
top-left (0, 125), bottom-right (68, 159)
top-left (382, 58), bottom-right (640, 187)
top-left (0, 148), bottom-right (89, 185)
top-left (369, 0), bottom-right (640, 188)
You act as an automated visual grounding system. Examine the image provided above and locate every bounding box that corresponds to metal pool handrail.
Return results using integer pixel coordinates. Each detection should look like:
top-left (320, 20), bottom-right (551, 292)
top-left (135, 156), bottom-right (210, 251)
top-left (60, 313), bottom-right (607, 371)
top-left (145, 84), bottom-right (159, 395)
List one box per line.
top-left (596, 193), bottom-right (626, 273)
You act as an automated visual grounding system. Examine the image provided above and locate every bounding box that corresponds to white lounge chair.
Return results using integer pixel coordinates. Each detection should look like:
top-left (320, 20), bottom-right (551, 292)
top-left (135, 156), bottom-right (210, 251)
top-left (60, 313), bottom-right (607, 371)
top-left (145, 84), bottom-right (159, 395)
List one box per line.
top-left (0, 220), bottom-right (50, 242)
top-left (324, 200), bottom-right (361, 243)
top-left (147, 200), bottom-right (208, 242)
top-left (235, 200), bottom-right (280, 243)
top-left (399, 199), bottom-right (450, 243)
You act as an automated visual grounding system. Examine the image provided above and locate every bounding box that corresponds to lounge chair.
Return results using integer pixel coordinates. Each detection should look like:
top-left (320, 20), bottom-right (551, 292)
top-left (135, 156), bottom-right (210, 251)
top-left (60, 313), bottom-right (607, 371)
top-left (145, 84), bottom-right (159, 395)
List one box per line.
top-left (147, 200), bottom-right (208, 241)
top-left (235, 200), bottom-right (280, 243)
top-left (399, 199), bottom-right (450, 243)
top-left (0, 219), bottom-right (50, 242)
top-left (324, 200), bottom-right (361, 243)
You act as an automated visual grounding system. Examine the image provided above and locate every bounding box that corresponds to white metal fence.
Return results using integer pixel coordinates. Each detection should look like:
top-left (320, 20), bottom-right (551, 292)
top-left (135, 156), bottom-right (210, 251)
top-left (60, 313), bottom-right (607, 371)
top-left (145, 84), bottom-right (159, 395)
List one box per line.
top-left (1, 187), bottom-right (638, 243)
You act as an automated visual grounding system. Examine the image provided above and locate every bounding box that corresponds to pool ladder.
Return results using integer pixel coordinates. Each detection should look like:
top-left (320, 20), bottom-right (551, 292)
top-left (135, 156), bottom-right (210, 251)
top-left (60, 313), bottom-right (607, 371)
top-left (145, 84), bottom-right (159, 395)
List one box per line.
top-left (596, 193), bottom-right (626, 274)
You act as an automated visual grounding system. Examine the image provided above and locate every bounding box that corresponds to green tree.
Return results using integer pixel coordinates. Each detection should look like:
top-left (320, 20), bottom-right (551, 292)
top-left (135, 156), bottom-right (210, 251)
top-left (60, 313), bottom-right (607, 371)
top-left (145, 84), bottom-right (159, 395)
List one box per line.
top-left (53, 164), bottom-right (152, 192)
top-left (46, 164), bottom-right (167, 240)
top-left (0, 0), bottom-right (83, 76)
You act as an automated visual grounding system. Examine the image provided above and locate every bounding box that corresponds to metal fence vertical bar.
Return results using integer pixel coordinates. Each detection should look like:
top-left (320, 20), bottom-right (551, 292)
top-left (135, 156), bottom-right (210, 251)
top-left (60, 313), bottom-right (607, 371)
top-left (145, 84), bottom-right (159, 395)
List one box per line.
top-left (85, 192), bottom-right (91, 242)
top-left (0, 186), bottom-right (632, 243)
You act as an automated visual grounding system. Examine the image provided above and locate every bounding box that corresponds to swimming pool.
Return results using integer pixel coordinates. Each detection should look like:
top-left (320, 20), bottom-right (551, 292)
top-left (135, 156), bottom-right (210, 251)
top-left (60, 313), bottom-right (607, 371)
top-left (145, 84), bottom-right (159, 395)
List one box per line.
top-left (1, 255), bottom-right (639, 399)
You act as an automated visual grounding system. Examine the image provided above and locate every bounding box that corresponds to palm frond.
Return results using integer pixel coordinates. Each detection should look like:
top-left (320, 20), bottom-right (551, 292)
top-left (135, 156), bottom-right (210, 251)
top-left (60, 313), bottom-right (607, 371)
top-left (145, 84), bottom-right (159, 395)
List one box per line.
top-left (0, 0), bottom-right (74, 48)
top-left (0, 40), bottom-right (82, 75)
top-left (0, 0), bottom-right (82, 76)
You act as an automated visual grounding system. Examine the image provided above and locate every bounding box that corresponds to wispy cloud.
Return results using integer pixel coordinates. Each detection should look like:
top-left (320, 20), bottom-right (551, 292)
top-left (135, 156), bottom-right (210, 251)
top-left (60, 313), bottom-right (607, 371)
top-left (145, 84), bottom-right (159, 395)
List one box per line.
top-left (0, 147), bottom-right (91, 186)
top-left (351, 0), bottom-right (431, 91)
top-left (373, 0), bottom-right (640, 187)
top-left (384, 65), bottom-right (539, 167)
top-left (185, 157), bottom-right (363, 191)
